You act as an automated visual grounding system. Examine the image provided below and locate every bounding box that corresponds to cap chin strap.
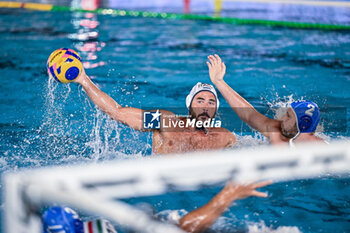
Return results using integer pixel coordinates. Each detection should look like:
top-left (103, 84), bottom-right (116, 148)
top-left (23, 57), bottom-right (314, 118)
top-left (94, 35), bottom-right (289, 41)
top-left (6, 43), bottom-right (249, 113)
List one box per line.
top-left (289, 131), bottom-right (300, 148)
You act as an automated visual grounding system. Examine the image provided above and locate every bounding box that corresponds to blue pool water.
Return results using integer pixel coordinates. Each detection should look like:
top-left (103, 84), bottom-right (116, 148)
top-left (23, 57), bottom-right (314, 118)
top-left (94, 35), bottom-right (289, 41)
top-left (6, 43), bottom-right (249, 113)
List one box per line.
top-left (0, 8), bottom-right (350, 233)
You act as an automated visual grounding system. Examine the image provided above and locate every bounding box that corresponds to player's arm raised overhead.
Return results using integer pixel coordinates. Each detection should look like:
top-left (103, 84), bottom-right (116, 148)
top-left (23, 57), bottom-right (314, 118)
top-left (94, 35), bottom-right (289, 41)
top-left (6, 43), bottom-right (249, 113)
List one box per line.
top-left (74, 69), bottom-right (172, 131)
top-left (207, 54), bottom-right (279, 137)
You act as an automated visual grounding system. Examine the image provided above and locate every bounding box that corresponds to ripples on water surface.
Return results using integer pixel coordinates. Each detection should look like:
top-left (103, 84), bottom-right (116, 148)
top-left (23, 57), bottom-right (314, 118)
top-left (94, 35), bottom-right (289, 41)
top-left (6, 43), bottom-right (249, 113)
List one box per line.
top-left (0, 9), bottom-right (349, 233)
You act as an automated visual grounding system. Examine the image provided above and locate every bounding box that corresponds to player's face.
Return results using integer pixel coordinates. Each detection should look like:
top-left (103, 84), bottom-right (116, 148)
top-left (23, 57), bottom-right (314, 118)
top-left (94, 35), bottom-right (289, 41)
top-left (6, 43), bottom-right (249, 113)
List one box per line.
top-left (280, 108), bottom-right (298, 138)
top-left (190, 91), bottom-right (217, 122)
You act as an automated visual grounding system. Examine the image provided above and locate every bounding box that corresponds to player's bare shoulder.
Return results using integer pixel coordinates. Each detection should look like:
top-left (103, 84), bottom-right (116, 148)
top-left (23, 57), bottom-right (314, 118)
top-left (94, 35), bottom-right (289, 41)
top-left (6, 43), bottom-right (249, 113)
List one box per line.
top-left (210, 127), bottom-right (237, 147)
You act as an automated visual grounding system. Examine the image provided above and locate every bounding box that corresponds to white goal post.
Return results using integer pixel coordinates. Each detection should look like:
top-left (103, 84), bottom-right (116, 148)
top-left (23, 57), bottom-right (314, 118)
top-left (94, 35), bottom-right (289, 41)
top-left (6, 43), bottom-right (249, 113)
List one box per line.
top-left (3, 141), bottom-right (350, 233)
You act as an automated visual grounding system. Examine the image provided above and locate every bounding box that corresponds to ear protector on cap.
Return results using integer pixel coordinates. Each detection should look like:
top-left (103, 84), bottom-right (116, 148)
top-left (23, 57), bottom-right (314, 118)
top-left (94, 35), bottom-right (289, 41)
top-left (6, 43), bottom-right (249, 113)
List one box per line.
top-left (299, 115), bottom-right (312, 131)
top-left (290, 100), bottom-right (320, 133)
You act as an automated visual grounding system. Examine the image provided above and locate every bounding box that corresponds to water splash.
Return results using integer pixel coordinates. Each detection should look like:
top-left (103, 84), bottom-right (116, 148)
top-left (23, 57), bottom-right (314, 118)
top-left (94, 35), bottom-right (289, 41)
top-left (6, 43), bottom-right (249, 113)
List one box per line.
top-left (265, 94), bottom-right (296, 120)
top-left (154, 210), bottom-right (302, 233)
top-left (234, 133), bottom-right (269, 148)
top-left (35, 77), bottom-right (151, 164)
top-left (36, 78), bottom-right (81, 162)
top-left (86, 106), bottom-right (124, 161)
top-left (247, 221), bottom-right (302, 233)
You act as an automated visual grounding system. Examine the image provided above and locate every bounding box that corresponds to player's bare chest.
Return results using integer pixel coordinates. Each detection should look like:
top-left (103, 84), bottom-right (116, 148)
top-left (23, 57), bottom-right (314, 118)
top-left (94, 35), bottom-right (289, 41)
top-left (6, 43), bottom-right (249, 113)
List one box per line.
top-left (164, 131), bottom-right (223, 148)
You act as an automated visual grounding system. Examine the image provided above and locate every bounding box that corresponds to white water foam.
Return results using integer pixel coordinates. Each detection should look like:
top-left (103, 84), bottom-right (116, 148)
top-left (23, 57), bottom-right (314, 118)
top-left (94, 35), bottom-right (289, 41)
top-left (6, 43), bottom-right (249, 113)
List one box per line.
top-left (247, 221), bottom-right (302, 233)
top-left (155, 210), bottom-right (302, 233)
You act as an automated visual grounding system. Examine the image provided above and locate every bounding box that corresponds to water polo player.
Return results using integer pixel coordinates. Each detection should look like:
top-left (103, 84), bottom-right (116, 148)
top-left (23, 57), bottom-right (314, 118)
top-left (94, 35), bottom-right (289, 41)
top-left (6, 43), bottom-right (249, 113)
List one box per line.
top-left (65, 60), bottom-right (236, 154)
top-left (207, 54), bottom-right (325, 145)
top-left (42, 180), bottom-right (272, 233)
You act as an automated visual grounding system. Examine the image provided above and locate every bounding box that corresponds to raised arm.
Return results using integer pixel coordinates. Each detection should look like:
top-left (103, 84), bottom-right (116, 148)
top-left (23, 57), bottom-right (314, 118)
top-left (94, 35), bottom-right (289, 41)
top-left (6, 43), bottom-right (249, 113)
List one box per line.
top-left (179, 180), bottom-right (272, 233)
top-left (74, 69), bottom-right (151, 131)
top-left (207, 54), bottom-right (279, 137)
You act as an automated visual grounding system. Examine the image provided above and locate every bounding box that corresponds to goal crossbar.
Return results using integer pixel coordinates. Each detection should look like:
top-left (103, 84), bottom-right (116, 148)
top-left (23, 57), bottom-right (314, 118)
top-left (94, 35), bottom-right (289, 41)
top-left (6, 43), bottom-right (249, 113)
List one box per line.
top-left (4, 141), bottom-right (350, 233)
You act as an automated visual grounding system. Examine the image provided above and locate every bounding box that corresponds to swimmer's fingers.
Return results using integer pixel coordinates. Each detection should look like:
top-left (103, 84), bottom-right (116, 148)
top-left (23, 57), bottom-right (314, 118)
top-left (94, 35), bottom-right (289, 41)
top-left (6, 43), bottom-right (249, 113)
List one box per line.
top-left (214, 54), bottom-right (222, 64)
top-left (252, 180), bottom-right (273, 189)
top-left (212, 54), bottom-right (219, 65)
top-left (207, 55), bottom-right (212, 65)
top-left (208, 55), bottom-right (216, 66)
top-left (210, 54), bottom-right (219, 66)
top-left (206, 61), bottom-right (212, 70)
top-left (221, 62), bottom-right (226, 74)
top-left (251, 190), bottom-right (268, 198)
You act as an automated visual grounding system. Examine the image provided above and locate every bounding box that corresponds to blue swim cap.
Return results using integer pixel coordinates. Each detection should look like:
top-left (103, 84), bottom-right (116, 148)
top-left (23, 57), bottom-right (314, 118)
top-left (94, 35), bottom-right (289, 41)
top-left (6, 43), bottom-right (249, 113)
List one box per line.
top-left (290, 100), bottom-right (320, 133)
top-left (42, 206), bottom-right (84, 233)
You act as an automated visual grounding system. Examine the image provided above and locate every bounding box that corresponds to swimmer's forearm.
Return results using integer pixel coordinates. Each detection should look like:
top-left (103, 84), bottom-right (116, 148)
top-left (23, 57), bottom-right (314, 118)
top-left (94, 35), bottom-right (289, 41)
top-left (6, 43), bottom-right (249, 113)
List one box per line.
top-left (78, 74), bottom-right (121, 116)
top-left (214, 80), bottom-right (258, 123)
top-left (75, 73), bottom-right (144, 130)
top-left (179, 181), bottom-right (271, 233)
top-left (214, 80), bottom-right (276, 136)
top-left (179, 185), bottom-right (236, 233)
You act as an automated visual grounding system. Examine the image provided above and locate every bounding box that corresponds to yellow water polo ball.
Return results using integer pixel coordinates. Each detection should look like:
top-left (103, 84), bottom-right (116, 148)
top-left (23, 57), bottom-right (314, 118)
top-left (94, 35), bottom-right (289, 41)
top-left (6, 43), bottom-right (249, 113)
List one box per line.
top-left (47, 48), bottom-right (83, 83)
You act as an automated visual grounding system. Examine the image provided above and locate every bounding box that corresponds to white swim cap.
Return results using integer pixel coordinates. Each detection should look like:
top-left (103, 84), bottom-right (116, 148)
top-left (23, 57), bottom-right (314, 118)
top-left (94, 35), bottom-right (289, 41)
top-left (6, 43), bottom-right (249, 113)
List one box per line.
top-left (186, 82), bottom-right (220, 111)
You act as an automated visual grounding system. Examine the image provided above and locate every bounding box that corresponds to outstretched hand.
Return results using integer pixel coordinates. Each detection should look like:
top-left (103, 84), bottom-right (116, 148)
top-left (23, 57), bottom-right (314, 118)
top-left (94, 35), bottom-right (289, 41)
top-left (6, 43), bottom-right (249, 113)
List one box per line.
top-left (207, 54), bottom-right (226, 85)
top-left (178, 180), bottom-right (272, 233)
top-left (224, 180), bottom-right (273, 200)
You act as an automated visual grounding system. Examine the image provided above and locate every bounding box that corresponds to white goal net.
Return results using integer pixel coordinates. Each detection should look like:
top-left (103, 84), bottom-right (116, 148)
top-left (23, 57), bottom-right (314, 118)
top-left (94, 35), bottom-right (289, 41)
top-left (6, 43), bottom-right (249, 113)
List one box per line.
top-left (3, 141), bottom-right (350, 233)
